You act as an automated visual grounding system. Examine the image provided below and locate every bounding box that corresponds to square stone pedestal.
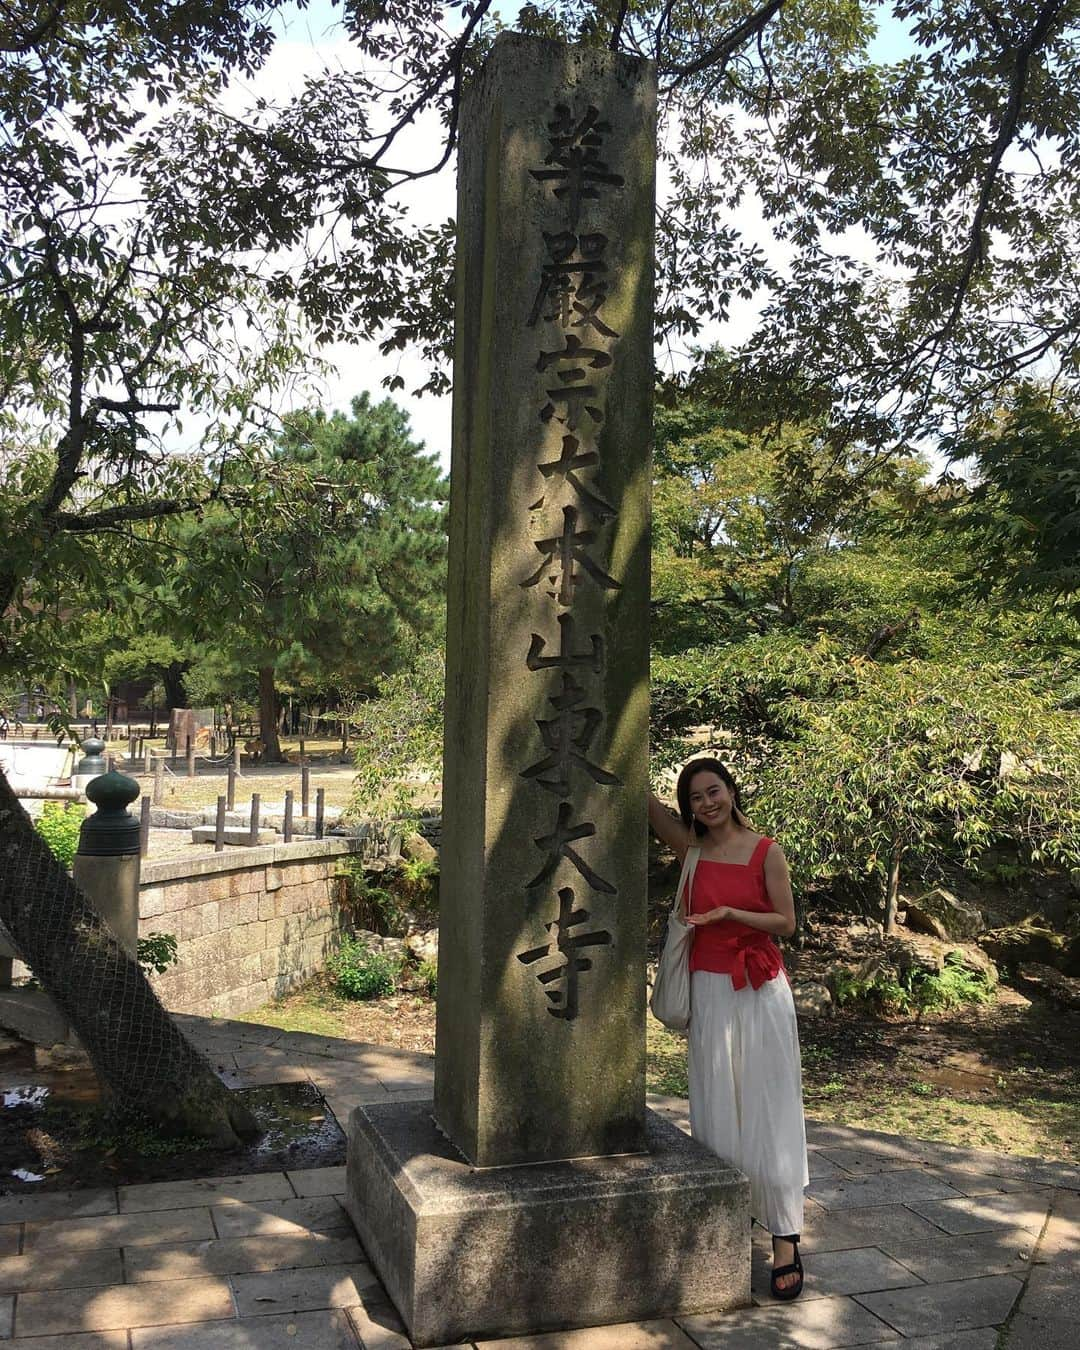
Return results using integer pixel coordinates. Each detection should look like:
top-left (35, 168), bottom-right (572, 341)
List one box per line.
top-left (345, 1101), bottom-right (750, 1347)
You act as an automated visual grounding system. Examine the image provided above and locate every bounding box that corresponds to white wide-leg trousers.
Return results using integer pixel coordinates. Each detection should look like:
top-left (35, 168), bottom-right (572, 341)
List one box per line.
top-left (688, 969), bottom-right (809, 1237)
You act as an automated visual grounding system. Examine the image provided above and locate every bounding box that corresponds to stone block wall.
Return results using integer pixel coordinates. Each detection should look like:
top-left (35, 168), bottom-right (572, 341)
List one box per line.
top-left (139, 839), bottom-right (363, 1018)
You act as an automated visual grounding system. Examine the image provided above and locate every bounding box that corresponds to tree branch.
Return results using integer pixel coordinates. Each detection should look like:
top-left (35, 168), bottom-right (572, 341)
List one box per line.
top-left (610, 0), bottom-right (630, 52)
top-left (0, 0), bottom-right (68, 53)
top-left (937, 0), bottom-right (1070, 344)
top-left (664, 0), bottom-right (785, 83)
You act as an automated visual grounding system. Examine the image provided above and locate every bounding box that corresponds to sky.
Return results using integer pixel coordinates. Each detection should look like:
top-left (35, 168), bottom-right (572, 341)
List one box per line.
top-left (244, 3), bottom-right (918, 469)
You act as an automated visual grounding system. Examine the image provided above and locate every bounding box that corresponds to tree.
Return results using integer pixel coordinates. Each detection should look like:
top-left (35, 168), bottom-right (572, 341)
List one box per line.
top-left (933, 391), bottom-right (1080, 615)
top-left (747, 650), bottom-right (1080, 932)
top-left (0, 1), bottom-right (297, 1144)
top-left (138, 2), bottom-right (1080, 442)
top-left (169, 394), bottom-right (447, 762)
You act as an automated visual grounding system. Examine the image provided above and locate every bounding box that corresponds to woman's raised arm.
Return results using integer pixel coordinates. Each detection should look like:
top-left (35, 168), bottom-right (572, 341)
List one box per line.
top-left (648, 791), bottom-right (690, 860)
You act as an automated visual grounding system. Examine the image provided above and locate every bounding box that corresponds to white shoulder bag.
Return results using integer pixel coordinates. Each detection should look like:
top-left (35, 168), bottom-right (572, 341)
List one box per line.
top-left (649, 844), bottom-right (701, 1031)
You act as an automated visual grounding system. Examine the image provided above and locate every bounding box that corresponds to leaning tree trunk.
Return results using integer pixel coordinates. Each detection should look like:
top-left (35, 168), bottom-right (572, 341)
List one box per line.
top-left (257, 666), bottom-right (284, 763)
top-left (0, 768), bottom-right (257, 1146)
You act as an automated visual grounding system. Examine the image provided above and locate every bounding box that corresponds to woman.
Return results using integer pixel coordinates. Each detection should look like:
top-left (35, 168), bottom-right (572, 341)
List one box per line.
top-left (649, 757), bottom-right (809, 1299)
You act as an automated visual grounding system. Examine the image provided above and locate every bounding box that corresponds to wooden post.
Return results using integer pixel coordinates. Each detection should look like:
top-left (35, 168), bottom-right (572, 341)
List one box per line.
top-left (186, 740), bottom-right (196, 778)
top-left (215, 795), bottom-right (226, 853)
top-left (233, 740), bottom-right (241, 776)
top-left (139, 796), bottom-right (151, 858)
top-left (143, 744), bottom-right (151, 773)
top-left (128, 735), bottom-right (137, 763)
top-left (210, 732), bottom-right (217, 758)
top-left (283, 790), bottom-right (294, 844)
top-left (227, 761), bottom-right (236, 811)
top-left (299, 734), bottom-right (306, 761)
top-left (153, 753), bottom-right (164, 805)
top-left (301, 761), bottom-right (310, 818)
top-left (315, 788), bottom-right (325, 840)
top-left (249, 793), bottom-right (260, 846)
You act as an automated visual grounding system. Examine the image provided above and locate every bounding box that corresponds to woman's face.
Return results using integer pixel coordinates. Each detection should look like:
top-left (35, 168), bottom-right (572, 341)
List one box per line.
top-left (688, 771), bottom-right (734, 827)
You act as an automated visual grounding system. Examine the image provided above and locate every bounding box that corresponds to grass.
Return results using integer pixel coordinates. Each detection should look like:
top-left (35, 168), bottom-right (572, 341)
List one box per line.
top-left (236, 983), bottom-right (353, 1038)
top-left (643, 1014), bottom-right (1080, 1162)
top-left (805, 1082), bottom-right (1080, 1158)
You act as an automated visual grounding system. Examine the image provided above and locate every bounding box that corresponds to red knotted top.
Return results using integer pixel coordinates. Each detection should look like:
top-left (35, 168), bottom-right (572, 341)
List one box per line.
top-left (685, 835), bottom-right (786, 990)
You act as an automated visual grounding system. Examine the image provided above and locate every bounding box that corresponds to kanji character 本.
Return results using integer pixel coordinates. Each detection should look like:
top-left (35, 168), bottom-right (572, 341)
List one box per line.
top-left (527, 231), bottom-right (619, 337)
top-left (517, 887), bottom-right (613, 1020)
top-left (526, 800), bottom-right (616, 894)
top-left (521, 670), bottom-right (622, 797)
top-left (529, 433), bottom-right (615, 521)
top-left (530, 105), bottom-right (624, 227)
top-left (520, 505), bottom-right (621, 606)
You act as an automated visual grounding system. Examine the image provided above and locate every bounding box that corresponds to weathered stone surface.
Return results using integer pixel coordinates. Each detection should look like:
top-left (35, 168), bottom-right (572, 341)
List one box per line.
top-left (403, 831), bottom-right (438, 865)
top-left (190, 827), bottom-right (278, 845)
top-left (978, 923), bottom-right (1064, 969)
top-left (791, 980), bottom-right (833, 1016)
top-left (905, 887), bottom-right (984, 939)
top-left (435, 29), bottom-right (657, 1170)
top-left (1017, 962), bottom-right (1080, 1010)
top-left (0, 986), bottom-right (73, 1048)
top-left (406, 926), bottom-right (439, 965)
top-left (346, 1101), bottom-right (749, 1347)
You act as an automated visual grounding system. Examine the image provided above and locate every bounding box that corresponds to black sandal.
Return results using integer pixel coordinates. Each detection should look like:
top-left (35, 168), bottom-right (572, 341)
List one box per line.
top-left (770, 1234), bottom-right (804, 1301)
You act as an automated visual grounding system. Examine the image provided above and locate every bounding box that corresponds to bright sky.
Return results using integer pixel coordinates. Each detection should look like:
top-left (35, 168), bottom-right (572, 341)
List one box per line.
top-left (247, 3), bottom-right (918, 469)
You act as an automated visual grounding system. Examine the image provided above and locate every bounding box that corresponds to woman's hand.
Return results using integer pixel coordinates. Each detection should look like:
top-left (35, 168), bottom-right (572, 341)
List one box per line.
top-left (687, 906), bottom-right (733, 926)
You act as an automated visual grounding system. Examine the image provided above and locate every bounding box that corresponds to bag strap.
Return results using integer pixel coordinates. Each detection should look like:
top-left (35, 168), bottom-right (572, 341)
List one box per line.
top-left (673, 844), bottom-right (702, 919)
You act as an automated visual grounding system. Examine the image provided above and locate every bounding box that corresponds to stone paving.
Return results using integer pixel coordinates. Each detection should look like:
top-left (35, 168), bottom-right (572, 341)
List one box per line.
top-left (0, 1015), bottom-right (1076, 1347)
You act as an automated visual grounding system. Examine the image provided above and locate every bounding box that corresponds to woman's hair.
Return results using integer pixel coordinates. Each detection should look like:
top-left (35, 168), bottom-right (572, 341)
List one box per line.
top-left (675, 757), bottom-right (746, 838)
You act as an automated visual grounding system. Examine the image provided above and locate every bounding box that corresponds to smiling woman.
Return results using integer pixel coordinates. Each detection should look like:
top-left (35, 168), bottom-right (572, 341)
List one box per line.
top-left (649, 756), bottom-right (809, 1300)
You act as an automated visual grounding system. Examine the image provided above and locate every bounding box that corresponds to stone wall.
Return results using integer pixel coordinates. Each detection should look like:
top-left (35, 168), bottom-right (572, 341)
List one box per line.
top-left (139, 839), bottom-right (363, 1018)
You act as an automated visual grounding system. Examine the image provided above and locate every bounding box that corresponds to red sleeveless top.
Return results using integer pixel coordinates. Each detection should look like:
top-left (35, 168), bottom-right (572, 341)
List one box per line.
top-left (684, 835), bottom-right (786, 990)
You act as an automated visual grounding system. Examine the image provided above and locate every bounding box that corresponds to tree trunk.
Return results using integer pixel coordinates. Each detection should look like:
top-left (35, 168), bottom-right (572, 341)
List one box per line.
top-left (0, 768), bottom-right (258, 1147)
top-left (257, 666), bottom-right (284, 762)
top-left (161, 662), bottom-right (190, 710)
top-left (884, 841), bottom-right (903, 935)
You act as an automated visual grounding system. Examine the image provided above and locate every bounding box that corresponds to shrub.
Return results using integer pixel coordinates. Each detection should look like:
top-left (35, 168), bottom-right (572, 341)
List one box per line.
top-left (831, 952), bottom-right (994, 1014)
top-left (137, 932), bottom-right (179, 975)
top-left (33, 802), bottom-right (85, 869)
top-left (417, 957), bottom-right (437, 998)
top-left (326, 935), bottom-right (401, 1000)
top-left (336, 858), bottom-right (406, 935)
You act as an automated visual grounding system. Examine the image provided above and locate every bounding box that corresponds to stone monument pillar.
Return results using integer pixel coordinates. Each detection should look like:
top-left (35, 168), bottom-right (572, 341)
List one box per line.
top-left (346, 33), bottom-right (749, 1346)
top-left (434, 25), bottom-right (655, 1172)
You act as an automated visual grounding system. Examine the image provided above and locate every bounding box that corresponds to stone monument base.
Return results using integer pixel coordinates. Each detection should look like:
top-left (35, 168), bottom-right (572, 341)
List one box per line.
top-left (345, 1101), bottom-right (750, 1347)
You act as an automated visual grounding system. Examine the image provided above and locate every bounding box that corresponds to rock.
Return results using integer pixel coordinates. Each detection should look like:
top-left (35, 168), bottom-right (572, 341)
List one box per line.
top-left (406, 927), bottom-right (439, 965)
top-left (888, 931), bottom-right (998, 986)
top-left (978, 923), bottom-right (1065, 969)
top-left (403, 832), bottom-right (438, 865)
top-left (34, 1040), bottom-right (89, 1070)
top-left (905, 887), bottom-right (983, 940)
top-left (1060, 933), bottom-right (1080, 978)
top-left (791, 981), bottom-right (832, 1016)
top-left (1017, 963), bottom-right (1080, 1011)
top-left (364, 933), bottom-right (408, 963)
top-left (903, 907), bottom-right (949, 941)
top-left (886, 931), bottom-right (946, 977)
top-left (954, 943), bottom-right (998, 987)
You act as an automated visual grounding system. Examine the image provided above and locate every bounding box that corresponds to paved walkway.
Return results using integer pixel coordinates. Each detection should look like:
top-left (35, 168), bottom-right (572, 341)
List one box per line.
top-left (0, 1015), bottom-right (1076, 1348)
